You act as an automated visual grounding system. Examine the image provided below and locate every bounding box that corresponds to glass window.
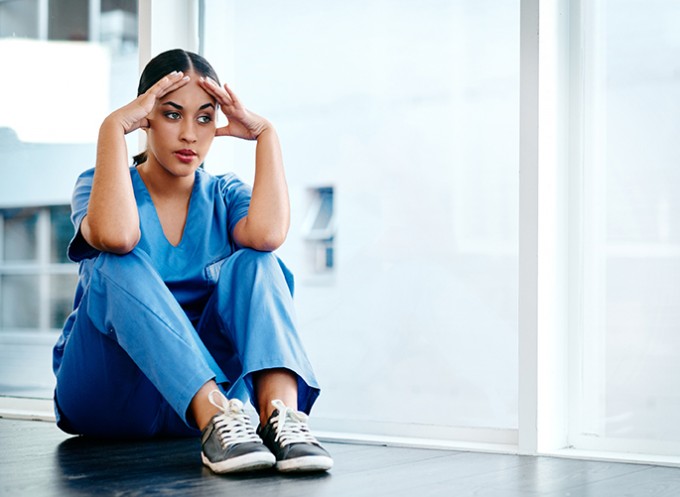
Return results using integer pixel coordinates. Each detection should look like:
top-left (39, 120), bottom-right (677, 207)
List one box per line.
top-left (0, 207), bottom-right (78, 332)
top-left (1, 275), bottom-right (40, 329)
top-left (575, 0), bottom-right (680, 449)
top-left (203, 0), bottom-right (520, 437)
top-left (2, 209), bottom-right (39, 262)
top-left (50, 206), bottom-right (74, 264)
top-left (0, 0), bottom-right (139, 400)
top-left (49, 273), bottom-right (78, 329)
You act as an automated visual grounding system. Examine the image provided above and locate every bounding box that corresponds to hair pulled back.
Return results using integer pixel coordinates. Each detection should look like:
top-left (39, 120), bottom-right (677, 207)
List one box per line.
top-left (133, 49), bottom-right (220, 165)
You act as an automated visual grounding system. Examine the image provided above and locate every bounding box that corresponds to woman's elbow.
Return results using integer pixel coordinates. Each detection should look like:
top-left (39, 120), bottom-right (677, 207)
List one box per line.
top-left (81, 217), bottom-right (140, 255)
top-left (94, 230), bottom-right (140, 254)
top-left (251, 229), bottom-right (287, 252)
top-left (234, 218), bottom-right (288, 252)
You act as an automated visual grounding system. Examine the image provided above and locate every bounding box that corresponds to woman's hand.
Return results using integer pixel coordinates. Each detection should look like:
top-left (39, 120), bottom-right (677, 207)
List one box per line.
top-left (198, 77), bottom-right (270, 140)
top-left (84, 71), bottom-right (188, 254)
top-left (197, 78), bottom-right (289, 250)
top-left (107, 71), bottom-right (190, 134)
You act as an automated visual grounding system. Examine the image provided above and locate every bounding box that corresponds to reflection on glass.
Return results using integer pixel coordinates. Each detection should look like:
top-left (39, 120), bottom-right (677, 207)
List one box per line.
top-left (1, 275), bottom-right (39, 328)
top-left (50, 206), bottom-right (74, 264)
top-left (3, 208), bottom-right (39, 262)
top-left (50, 274), bottom-right (78, 329)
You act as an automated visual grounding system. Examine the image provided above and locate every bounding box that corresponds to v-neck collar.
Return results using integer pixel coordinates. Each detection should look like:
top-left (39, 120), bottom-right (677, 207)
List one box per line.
top-left (132, 167), bottom-right (200, 249)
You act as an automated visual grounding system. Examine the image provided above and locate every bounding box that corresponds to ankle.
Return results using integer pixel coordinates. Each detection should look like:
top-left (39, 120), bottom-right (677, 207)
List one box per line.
top-left (190, 381), bottom-right (222, 431)
top-left (254, 368), bottom-right (299, 425)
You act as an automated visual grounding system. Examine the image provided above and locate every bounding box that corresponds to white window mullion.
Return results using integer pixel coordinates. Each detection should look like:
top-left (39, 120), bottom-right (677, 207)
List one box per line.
top-left (519, 0), bottom-right (572, 455)
top-left (197, 0), bottom-right (236, 176)
top-left (37, 0), bottom-right (49, 40)
top-left (37, 209), bottom-right (50, 332)
top-left (518, 0), bottom-right (540, 456)
top-left (88, 0), bottom-right (101, 42)
top-left (138, 0), bottom-right (199, 64)
top-left (573, 0), bottom-right (608, 443)
top-left (137, 0), bottom-right (200, 157)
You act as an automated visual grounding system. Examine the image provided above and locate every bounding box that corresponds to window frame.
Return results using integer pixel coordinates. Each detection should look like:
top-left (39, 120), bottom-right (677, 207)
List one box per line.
top-left (0, 206), bottom-right (78, 333)
top-left (2, 0), bottom-right (680, 468)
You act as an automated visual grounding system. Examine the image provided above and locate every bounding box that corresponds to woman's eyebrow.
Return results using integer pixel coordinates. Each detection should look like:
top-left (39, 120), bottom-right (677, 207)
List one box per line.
top-left (161, 101), bottom-right (183, 110)
top-left (160, 102), bottom-right (215, 110)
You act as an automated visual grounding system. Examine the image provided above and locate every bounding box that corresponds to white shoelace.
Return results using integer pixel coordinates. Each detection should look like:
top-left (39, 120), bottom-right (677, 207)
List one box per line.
top-left (270, 399), bottom-right (318, 447)
top-left (208, 390), bottom-right (261, 449)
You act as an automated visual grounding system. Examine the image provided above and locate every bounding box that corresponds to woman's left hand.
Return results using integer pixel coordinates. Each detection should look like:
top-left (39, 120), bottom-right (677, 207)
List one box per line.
top-left (198, 77), bottom-right (270, 140)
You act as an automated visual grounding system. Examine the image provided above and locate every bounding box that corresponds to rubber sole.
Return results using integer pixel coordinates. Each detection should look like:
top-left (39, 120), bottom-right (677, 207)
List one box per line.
top-left (276, 455), bottom-right (334, 473)
top-left (202, 451), bottom-right (276, 474)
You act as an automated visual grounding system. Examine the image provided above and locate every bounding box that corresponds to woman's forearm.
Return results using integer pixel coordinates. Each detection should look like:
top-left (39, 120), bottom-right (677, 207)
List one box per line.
top-left (83, 118), bottom-right (141, 253)
top-left (237, 126), bottom-right (290, 251)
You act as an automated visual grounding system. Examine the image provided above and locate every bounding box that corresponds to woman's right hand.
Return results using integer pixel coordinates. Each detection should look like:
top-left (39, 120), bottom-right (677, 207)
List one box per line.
top-left (106, 71), bottom-right (190, 134)
top-left (84, 71), bottom-right (188, 254)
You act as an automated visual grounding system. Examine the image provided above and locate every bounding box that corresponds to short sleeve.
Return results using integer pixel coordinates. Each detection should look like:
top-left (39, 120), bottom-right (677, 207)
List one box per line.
top-left (67, 168), bottom-right (100, 262)
top-left (219, 173), bottom-right (252, 241)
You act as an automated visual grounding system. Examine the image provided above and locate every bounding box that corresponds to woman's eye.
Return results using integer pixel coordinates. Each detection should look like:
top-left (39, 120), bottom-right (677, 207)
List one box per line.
top-left (198, 115), bottom-right (212, 124)
top-left (165, 112), bottom-right (181, 120)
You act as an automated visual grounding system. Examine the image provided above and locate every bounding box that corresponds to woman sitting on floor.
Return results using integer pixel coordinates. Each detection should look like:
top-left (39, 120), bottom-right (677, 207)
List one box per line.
top-left (52, 48), bottom-right (332, 474)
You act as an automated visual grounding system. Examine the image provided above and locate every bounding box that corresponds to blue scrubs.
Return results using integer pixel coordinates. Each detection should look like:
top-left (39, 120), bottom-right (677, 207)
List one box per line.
top-left (52, 166), bottom-right (320, 438)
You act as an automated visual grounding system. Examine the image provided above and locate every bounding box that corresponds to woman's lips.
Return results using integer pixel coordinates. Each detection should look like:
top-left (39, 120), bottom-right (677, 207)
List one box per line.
top-left (174, 150), bottom-right (197, 163)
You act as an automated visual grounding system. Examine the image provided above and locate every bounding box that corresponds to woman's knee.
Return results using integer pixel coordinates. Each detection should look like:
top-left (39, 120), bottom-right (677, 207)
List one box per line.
top-left (219, 248), bottom-right (294, 293)
top-left (231, 247), bottom-right (277, 265)
top-left (91, 248), bottom-right (166, 296)
top-left (93, 247), bottom-right (156, 278)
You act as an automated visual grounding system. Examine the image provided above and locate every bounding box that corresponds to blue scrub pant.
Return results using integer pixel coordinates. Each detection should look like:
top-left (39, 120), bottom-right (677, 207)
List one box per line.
top-left (53, 248), bottom-right (320, 438)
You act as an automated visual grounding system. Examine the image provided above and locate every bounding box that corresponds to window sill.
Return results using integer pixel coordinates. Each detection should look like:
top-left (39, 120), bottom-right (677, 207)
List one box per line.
top-left (0, 396), bottom-right (55, 422)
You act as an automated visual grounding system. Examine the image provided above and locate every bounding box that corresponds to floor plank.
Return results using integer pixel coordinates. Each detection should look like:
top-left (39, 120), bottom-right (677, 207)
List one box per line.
top-left (2, 418), bottom-right (680, 497)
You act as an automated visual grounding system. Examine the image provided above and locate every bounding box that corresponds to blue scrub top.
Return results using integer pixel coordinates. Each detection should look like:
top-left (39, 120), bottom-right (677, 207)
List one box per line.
top-left (66, 166), bottom-right (252, 324)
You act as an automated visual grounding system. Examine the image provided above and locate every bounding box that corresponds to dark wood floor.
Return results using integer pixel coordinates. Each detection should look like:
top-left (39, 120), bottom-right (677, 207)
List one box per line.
top-left (2, 418), bottom-right (680, 496)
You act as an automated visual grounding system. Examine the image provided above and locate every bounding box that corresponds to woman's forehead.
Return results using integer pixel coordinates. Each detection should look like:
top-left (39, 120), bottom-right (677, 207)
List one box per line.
top-left (162, 76), bottom-right (216, 107)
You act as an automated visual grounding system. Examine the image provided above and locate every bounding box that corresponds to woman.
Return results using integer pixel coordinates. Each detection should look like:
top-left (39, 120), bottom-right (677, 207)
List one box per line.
top-left (52, 49), bottom-right (332, 474)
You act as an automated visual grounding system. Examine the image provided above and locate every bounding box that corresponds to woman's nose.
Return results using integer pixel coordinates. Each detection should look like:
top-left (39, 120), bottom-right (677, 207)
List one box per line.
top-left (180, 121), bottom-right (197, 142)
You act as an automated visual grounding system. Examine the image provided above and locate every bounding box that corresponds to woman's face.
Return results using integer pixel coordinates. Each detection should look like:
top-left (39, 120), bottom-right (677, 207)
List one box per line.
top-left (144, 70), bottom-right (217, 178)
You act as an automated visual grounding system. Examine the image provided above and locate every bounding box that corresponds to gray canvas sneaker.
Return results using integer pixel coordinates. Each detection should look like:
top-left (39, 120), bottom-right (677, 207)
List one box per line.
top-left (200, 390), bottom-right (275, 474)
top-left (258, 399), bottom-right (333, 472)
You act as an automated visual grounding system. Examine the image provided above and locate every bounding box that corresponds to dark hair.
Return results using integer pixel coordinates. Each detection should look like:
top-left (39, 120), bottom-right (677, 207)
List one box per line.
top-left (133, 49), bottom-right (220, 165)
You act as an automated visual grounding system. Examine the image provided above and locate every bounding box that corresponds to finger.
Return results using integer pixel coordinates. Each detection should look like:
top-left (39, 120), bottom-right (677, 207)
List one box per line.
top-left (198, 77), bottom-right (224, 99)
top-left (148, 71), bottom-right (182, 94)
top-left (214, 125), bottom-right (232, 137)
top-left (158, 77), bottom-right (190, 98)
top-left (222, 83), bottom-right (242, 107)
top-left (156, 74), bottom-right (190, 99)
top-left (147, 71), bottom-right (187, 98)
top-left (200, 77), bottom-right (233, 106)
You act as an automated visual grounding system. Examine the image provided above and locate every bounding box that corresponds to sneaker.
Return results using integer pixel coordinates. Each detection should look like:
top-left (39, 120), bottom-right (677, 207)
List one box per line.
top-left (258, 399), bottom-right (333, 473)
top-left (200, 390), bottom-right (275, 474)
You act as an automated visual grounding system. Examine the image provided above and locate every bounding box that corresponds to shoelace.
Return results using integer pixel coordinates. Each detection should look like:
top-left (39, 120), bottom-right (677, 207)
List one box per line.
top-left (270, 399), bottom-right (318, 447)
top-left (208, 390), bottom-right (261, 449)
